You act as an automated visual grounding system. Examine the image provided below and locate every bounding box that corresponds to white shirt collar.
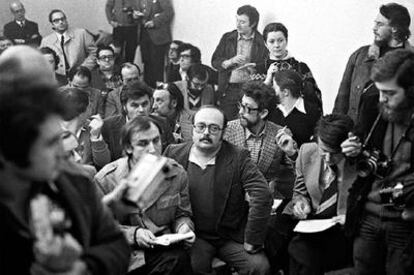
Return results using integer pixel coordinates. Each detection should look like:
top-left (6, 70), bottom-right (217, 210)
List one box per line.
top-left (56, 31), bottom-right (68, 42)
top-left (189, 145), bottom-right (216, 170)
top-left (277, 97), bottom-right (306, 117)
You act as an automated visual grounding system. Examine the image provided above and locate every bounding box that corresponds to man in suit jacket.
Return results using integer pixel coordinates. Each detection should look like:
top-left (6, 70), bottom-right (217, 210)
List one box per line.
top-left (137, 0), bottom-right (174, 87)
top-left (164, 105), bottom-right (272, 274)
top-left (0, 83), bottom-right (129, 274)
top-left (286, 114), bottom-right (356, 274)
top-left (225, 81), bottom-right (296, 199)
top-left (3, 2), bottom-right (41, 47)
top-left (41, 9), bottom-right (97, 77)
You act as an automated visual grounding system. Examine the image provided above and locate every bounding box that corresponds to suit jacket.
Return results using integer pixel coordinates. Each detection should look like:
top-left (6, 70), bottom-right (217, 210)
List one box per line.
top-left (137, 0), bottom-right (174, 45)
top-left (285, 142), bottom-right (356, 216)
top-left (41, 28), bottom-right (97, 76)
top-left (164, 141), bottom-right (272, 245)
top-left (211, 30), bottom-right (268, 94)
top-left (105, 86), bottom-right (122, 118)
top-left (0, 165), bottom-right (129, 275)
top-left (224, 120), bottom-right (296, 198)
top-left (3, 19), bottom-right (41, 46)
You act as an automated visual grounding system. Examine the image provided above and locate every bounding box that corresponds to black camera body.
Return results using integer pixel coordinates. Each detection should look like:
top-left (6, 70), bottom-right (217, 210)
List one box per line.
top-left (356, 147), bottom-right (392, 178)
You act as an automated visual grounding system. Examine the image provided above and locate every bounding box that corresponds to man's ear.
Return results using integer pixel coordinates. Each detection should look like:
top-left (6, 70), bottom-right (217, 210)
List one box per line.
top-left (171, 99), bottom-right (177, 109)
top-left (260, 108), bottom-right (269, 120)
top-left (124, 145), bottom-right (133, 155)
top-left (283, 88), bottom-right (290, 97)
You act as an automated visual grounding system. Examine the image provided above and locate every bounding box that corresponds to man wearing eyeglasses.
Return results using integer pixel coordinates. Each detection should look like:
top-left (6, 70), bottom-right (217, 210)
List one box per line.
top-left (3, 1), bottom-right (41, 47)
top-left (164, 105), bottom-right (272, 274)
top-left (41, 9), bottom-right (97, 77)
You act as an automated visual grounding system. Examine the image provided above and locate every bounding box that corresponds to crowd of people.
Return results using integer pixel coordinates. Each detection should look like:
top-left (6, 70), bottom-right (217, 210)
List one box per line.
top-left (0, 1), bottom-right (414, 275)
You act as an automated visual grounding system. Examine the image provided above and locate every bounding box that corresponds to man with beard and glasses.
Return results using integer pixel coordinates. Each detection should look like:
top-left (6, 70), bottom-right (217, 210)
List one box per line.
top-left (333, 3), bottom-right (413, 123)
top-left (342, 49), bottom-right (414, 274)
top-left (164, 105), bottom-right (272, 275)
top-left (224, 81), bottom-right (296, 199)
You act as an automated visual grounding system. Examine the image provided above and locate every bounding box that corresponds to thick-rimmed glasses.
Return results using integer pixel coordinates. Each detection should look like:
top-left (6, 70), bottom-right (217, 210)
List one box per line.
top-left (238, 102), bottom-right (259, 114)
top-left (193, 123), bottom-right (222, 134)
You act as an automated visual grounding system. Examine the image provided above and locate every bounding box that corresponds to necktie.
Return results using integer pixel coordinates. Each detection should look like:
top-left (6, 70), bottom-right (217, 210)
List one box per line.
top-left (60, 35), bottom-right (70, 76)
top-left (315, 164), bottom-right (338, 218)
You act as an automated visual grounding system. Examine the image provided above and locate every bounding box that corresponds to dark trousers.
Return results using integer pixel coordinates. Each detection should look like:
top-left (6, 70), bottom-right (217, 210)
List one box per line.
top-left (190, 237), bottom-right (270, 275)
top-left (140, 29), bottom-right (168, 88)
top-left (353, 214), bottom-right (414, 275)
top-left (218, 84), bottom-right (243, 121)
top-left (113, 26), bottom-right (138, 63)
top-left (288, 226), bottom-right (351, 275)
top-left (265, 213), bottom-right (298, 274)
top-left (129, 245), bottom-right (193, 275)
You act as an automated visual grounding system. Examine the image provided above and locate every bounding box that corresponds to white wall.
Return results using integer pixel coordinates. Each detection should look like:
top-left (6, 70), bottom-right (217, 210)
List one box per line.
top-left (1, 0), bottom-right (413, 112)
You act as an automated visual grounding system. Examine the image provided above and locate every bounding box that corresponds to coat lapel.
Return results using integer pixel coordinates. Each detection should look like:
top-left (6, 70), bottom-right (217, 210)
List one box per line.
top-left (304, 148), bottom-right (323, 208)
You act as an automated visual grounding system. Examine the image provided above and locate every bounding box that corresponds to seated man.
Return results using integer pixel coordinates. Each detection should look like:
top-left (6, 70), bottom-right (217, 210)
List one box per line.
top-left (64, 66), bottom-right (104, 116)
top-left (287, 114), bottom-right (356, 274)
top-left (225, 80), bottom-right (296, 199)
top-left (269, 70), bottom-right (321, 147)
top-left (105, 62), bottom-right (143, 118)
top-left (174, 63), bottom-right (216, 112)
top-left (153, 83), bottom-right (194, 142)
top-left (94, 116), bottom-right (194, 274)
top-left (164, 105), bottom-right (272, 275)
top-left (0, 83), bottom-right (129, 274)
top-left (90, 80), bottom-right (174, 167)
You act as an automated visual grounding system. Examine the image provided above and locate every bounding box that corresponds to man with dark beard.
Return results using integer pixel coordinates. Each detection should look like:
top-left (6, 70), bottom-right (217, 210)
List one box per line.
top-left (342, 49), bottom-right (414, 274)
top-left (333, 3), bottom-right (413, 123)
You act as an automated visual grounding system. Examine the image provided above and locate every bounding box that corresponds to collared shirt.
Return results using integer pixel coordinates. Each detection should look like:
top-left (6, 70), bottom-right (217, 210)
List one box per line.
top-left (16, 20), bottom-right (25, 27)
top-left (244, 122), bottom-right (266, 164)
top-left (229, 32), bottom-right (254, 83)
top-left (98, 70), bottom-right (123, 92)
top-left (56, 31), bottom-right (69, 43)
top-left (277, 97), bottom-right (306, 118)
top-left (189, 146), bottom-right (216, 170)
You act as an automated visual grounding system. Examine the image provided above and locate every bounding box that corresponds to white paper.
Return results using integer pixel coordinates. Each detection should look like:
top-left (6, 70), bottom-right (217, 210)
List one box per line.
top-left (293, 216), bottom-right (343, 233)
top-left (153, 231), bottom-right (195, 246)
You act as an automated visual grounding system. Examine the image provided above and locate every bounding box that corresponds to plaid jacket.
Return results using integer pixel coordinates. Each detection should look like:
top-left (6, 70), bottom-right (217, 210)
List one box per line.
top-left (224, 120), bottom-right (296, 199)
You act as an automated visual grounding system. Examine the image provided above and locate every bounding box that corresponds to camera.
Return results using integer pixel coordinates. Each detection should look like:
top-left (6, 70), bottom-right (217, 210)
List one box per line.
top-left (122, 6), bottom-right (135, 23)
top-left (379, 182), bottom-right (405, 209)
top-left (356, 148), bottom-right (392, 178)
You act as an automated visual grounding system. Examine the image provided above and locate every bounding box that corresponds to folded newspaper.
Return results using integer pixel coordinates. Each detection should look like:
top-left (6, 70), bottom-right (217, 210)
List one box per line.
top-left (293, 215), bottom-right (345, 233)
top-left (153, 231), bottom-right (195, 246)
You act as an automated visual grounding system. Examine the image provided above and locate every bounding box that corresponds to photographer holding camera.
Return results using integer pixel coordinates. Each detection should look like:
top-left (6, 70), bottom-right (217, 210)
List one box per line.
top-left (342, 49), bottom-right (414, 274)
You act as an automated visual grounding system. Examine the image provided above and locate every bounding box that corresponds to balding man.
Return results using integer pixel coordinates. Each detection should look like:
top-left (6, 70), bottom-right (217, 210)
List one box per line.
top-left (3, 1), bottom-right (41, 47)
top-left (0, 45), bottom-right (56, 87)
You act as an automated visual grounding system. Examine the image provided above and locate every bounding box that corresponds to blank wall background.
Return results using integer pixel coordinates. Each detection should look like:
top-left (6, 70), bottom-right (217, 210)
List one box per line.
top-left (1, 0), bottom-right (413, 112)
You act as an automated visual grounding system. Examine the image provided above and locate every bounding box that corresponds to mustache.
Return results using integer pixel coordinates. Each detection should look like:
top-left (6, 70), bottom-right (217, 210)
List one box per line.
top-left (200, 136), bottom-right (212, 143)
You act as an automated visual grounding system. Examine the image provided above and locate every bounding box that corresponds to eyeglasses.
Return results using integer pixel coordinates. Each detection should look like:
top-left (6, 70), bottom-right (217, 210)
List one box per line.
top-left (238, 102), bottom-right (259, 114)
top-left (193, 123), bottom-right (223, 134)
top-left (52, 17), bottom-right (66, 24)
top-left (99, 55), bottom-right (114, 61)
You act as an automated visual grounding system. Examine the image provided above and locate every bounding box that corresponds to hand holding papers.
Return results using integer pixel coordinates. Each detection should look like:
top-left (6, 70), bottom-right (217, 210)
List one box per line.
top-left (293, 215), bottom-right (346, 233)
top-left (153, 231), bottom-right (196, 246)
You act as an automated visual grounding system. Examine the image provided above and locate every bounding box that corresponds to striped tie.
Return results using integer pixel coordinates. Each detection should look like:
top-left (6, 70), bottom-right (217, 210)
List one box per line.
top-left (315, 164), bottom-right (338, 218)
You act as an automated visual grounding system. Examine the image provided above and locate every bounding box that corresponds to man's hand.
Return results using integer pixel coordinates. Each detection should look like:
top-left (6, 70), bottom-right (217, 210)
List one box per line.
top-left (110, 21), bottom-right (119, 28)
top-left (341, 132), bottom-right (362, 157)
top-left (135, 228), bottom-right (156, 248)
top-left (14, 38), bottom-right (26, 44)
top-left (31, 260), bottom-right (89, 275)
top-left (89, 115), bottom-right (103, 140)
top-left (276, 127), bottom-right (297, 157)
top-left (231, 54), bottom-right (246, 66)
top-left (293, 200), bottom-right (311, 220)
top-left (144, 21), bottom-right (155, 29)
top-left (102, 179), bottom-right (128, 205)
top-left (132, 10), bottom-right (144, 19)
top-left (243, 242), bottom-right (263, 254)
top-left (402, 206), bottom-right (414, 221)
top-left (176, 223), bottom-right (195, 247)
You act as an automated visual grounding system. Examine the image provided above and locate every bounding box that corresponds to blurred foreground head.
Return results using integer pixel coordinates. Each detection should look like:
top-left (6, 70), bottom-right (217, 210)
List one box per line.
top-left (0, 45), bottom-right (56, 88)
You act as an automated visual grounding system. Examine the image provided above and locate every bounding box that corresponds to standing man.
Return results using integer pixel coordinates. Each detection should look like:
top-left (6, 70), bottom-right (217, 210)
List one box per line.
top-left (137, 0), bottom-right (174, 88)
top-left (0, 84), bottom-right (129, 274)
top-left (3, 1), bottom-right (41, 47)
top-left (224, 81), bottom-right (296, 199)
top-left (105, 0), bottom-right (140, 63)
top-left (212, 5), bottom-right (268, 121)
top-left (343, 49), bottom-right (414, 274)
top-left (333, 3), bottom-right (412, 123)
top-left (164, 105), bottom-right (272, 274)
top-left (41, 9), bottom-right (97, 78)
